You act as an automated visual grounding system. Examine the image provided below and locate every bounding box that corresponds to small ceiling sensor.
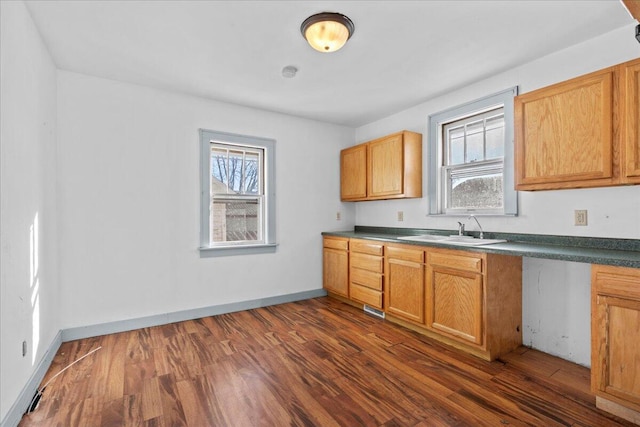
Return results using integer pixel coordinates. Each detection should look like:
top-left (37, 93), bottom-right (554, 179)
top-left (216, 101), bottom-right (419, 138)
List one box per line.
top-left (282, 65), bottom-right (298, 78)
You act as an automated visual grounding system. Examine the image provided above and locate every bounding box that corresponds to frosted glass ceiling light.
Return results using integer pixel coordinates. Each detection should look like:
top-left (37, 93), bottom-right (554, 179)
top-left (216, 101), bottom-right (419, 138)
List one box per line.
top-left (301, 12), bottom-right (354, 53)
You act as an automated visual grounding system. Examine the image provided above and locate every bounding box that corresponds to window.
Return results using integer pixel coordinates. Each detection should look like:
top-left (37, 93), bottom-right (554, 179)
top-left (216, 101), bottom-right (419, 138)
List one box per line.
top-left (428, 88), bottom-right (518, 216)
top-left (199, 129), bottom-right (276, 256)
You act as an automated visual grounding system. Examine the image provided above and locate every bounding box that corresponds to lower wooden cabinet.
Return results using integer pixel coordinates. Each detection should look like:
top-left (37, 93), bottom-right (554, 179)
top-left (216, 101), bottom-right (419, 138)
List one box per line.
top-left (349, 239), bottom-right (384, 309)
top-left (592, 265), bottom-right (640, 424)
top-left (322, 236), bottom-right (523, 361)
top-left (426, 251), bottom-right (484, 346)
top-left (385, 244), bottom-right (425, 323)
top-left (322, 237), bottom-right (349, 298)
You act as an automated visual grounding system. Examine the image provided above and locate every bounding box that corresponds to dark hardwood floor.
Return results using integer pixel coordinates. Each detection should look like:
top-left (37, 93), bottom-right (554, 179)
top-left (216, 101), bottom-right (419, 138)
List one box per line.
top-left (19, 297), bottom-right (633, 426)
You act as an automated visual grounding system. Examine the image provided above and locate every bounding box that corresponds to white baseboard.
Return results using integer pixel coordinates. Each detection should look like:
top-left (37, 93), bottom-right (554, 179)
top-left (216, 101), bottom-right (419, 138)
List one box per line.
top-left (62, 289), bottom-right (327, 341)
top-left (3, 289), bottom-right (327, 427)
top-left (1, 330), bottom-right (62, 427)
top-left (0, 289), bottom-right (327, 427)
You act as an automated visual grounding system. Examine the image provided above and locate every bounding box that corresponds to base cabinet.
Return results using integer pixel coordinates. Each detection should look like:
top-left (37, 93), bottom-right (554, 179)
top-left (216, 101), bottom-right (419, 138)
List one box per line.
top-left (427, 251), bottom-right (484, 346)
top-left (349, 239), bottom-right (384, 309)
top-left (322, 237), bottom-right (349, 298)
top-left (592, 265), bottom-right (640, 424)
top-left (385, 244), bottom-right (425, 323)
top-left (322, 236), bottom-right (523, 361)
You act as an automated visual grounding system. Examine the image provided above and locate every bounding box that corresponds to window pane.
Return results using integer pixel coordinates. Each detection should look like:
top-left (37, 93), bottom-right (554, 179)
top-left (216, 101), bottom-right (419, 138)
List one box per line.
top-left (211, 199), bottom-right (260, 243)
top-left (211, 148), bottom-right (228, 191)
top-left (485, 115), bottom-right (504, 159)
top-left (448, 127), bottom-right (465, 165)
top-left (449, 172), bottom-right (503, 210)
top-left (228, 150), bottom-right (244, 193)
top-left (465, 120), bottom-right (484, 163)
top-left (243, 151), bottom-right (260, 194)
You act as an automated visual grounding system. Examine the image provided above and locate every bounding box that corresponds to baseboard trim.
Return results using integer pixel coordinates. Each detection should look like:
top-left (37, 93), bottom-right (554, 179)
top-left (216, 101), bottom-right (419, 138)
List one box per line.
top-left (4, 289), bottom-right (327, 427)
top-left (1, 330), bottom-right (62, 427)
top-left (62, 289), bottom-right (327, 341)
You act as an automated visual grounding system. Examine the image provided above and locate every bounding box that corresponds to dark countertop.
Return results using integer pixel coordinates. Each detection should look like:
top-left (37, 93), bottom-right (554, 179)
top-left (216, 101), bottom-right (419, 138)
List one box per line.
top-left (322, 226), bottom-right (640, 269)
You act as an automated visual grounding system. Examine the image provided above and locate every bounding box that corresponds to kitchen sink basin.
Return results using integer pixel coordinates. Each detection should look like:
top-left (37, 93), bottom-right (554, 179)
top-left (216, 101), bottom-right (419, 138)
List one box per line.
top-left (396, 234), bottom-right (507, 246)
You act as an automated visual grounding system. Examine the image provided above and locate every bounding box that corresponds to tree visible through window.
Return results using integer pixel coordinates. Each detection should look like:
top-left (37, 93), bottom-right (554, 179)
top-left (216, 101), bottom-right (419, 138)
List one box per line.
top-left (210, 144), bottom-right (263, 243)
top-left (199, 129), bottom-right (276, 256)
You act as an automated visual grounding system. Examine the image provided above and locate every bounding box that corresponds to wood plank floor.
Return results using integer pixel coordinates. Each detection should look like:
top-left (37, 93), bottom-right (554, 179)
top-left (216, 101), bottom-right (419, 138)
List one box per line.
top-left (19, 297), bottom-right (634, 427)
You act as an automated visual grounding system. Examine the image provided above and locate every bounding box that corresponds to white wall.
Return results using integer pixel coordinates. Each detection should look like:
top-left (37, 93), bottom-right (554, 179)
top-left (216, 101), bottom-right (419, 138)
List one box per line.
top-left (353, 24), bottom-right (640, 365)
top-left (56, 71), bottom-right (355, 329)
top-left (0, 1), bottom-right (60, 422)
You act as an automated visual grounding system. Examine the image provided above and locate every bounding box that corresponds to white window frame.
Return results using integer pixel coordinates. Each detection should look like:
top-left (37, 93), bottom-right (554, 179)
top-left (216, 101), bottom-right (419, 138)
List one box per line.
top-left (199, 129), bottom-right (277, 256)
top-left (428, 87), bottom-right (518, 216)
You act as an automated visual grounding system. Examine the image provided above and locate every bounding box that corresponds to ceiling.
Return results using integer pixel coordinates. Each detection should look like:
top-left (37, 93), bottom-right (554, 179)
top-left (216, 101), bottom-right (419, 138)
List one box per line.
top-left (25, 1), bottom-right (636, 127)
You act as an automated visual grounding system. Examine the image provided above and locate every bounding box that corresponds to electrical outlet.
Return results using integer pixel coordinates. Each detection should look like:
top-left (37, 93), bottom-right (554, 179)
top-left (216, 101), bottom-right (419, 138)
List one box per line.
top-left (22, 340), bottom-right (27, 357)
top-left (397, 211), bottom-right (404, 222)
top-left (574, 209), bottom-right (588, 226)
top-left (336, 211), bottom-right (341, 221)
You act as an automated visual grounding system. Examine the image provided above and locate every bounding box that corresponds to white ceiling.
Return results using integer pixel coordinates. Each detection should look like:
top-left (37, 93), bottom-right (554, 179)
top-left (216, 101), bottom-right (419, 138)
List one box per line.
top-left (25, 0), bottom-right (635, 127)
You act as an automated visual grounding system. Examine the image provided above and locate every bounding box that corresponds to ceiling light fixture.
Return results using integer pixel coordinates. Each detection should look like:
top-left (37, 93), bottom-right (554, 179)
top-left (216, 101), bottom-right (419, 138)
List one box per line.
top-left (300, 12), bottom-right (354, 53)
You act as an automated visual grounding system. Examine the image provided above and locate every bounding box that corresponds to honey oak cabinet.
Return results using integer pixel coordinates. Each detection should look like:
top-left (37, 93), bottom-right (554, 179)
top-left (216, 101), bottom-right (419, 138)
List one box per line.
top-left (349, 239), bottom-right (384, 309)
top-left (322, 237), bottom-right (349, 298)
top-left (424, 248), bottom-right (522, 361)
top-left (426, 250), bottom-right (484, 346)
top-left (515, 57), bottom-right (640, 190)
top-left (384, 244), bottom-right (425, 323)
top-left (340, 131), bottom-right (422, 201)
top-left (622, 59), bottom-right (640, 184)
top-left (592, 265), bottom-right (640, 424)
top-left (340, 144), bottom-right (367, 200)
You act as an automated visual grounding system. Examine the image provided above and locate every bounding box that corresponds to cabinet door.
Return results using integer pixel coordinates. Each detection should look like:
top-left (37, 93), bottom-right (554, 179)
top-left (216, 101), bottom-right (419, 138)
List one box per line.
top-left (592, 265), bottom-right (640, 411)
top-left (515, 67), bottom-right (615, 190)
top-left (340, 144), bottom-right (367, 201)
top-left (622, 59), bottom-right (640, 183)
top-left (323, 246), bottom-right (349, 297)
top-left (426, 260), bottom-right (484, 346)
top-left (368, 134), bottom-right (404, 198)
top-left (385, 246), bottom-right (425, 323)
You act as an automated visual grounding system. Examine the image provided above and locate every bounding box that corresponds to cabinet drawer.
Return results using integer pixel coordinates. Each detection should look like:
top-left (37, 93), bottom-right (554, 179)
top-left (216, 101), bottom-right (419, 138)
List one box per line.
top-left (593, 265), bottom-right (640, 300)
top-left (386, 245), bottom-right (424, 263)
top-left (351, 253), bottom-right (383, 273)
top-left (323, 237), bottom-right (348, 251)
top-left (350, 283), bottom-right (383, 309)
top-left (351, 239), bottom-right (384, 256)
top-left (429, 251), bottom-right (482, 273)
top-left (351, 268), bottom-right (383, 291)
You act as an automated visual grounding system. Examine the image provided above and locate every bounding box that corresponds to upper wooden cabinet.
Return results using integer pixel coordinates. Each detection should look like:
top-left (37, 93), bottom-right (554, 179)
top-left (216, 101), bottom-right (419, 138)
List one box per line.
top-left (340, 144), bottom-right (367, 200)
top-left (514, 57), bottom-right (640, 190)
top-left (341, 131), bottom-right (422, 201)
top-left (622, 59), bottom-right (640, 184)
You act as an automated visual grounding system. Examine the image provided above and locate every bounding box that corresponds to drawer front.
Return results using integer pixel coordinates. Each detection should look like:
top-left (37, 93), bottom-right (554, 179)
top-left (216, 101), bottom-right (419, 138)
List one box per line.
top-left (386, 245), bottom-right (424, 263)
top-left (350, 283), bottom-right (383, 309)
top-left (323, 237), bottom-right (348, 251)
top-left (350, 239), bottom-right (384, 256)
top-left (351, 268), bottom-right (383, 291)
top-left (429, 251), bottom-right (482, 273)
top-left (351, 253), bottom-right (383, 273)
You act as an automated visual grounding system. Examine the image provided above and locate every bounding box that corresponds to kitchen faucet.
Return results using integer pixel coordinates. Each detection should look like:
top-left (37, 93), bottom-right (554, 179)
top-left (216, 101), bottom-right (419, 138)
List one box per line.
top-left (468, 215), bottom-right (484, 239)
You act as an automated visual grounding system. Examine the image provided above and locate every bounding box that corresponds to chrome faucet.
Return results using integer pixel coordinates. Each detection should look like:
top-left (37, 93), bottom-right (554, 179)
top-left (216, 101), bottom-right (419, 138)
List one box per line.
top-left (468, 215), bottom-right (484, 239)
top-left (457, 221), bottom-right (465, 236)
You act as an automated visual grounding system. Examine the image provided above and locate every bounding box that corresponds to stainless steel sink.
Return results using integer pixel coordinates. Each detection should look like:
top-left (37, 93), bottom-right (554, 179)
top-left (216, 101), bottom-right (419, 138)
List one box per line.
top-left (397, 234), bottom-right (507, 246)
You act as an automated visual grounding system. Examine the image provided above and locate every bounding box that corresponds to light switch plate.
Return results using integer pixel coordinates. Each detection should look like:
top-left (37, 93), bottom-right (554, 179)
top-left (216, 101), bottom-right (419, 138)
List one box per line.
top-left (574, 210), bottom-right (588, 226)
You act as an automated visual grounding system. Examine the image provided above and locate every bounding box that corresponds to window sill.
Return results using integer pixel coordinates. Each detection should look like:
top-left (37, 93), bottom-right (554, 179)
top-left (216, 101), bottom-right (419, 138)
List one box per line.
top-left (199, 243), bottom-right (278, 257)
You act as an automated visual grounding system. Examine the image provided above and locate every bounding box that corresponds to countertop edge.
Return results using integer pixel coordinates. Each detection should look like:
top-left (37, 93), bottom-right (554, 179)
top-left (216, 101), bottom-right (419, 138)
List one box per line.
top-left (321, 230), bottom-right (640, 269)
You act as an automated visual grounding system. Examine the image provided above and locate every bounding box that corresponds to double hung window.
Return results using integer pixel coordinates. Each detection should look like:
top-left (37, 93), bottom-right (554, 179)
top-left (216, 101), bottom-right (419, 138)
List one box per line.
top-left (199, 129), bottom-right (276, 256)
top-left (428, 88), bottom-right (518, 216)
